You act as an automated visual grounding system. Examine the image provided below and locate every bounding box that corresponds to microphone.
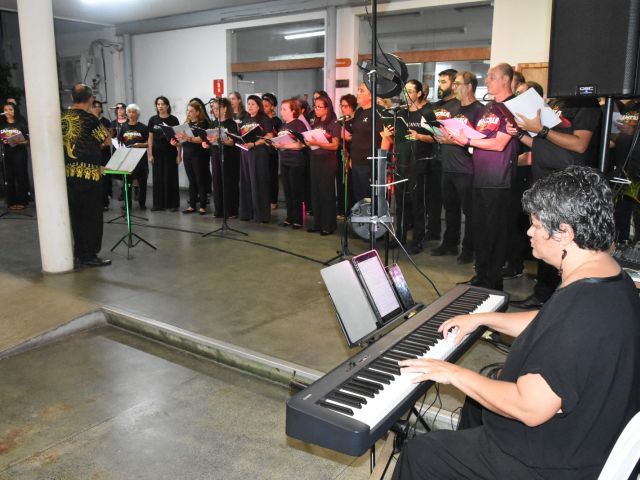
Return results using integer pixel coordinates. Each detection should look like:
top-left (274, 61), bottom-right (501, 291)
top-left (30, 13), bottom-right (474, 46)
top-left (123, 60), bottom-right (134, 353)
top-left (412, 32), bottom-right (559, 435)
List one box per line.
top-left (107, 106), bottom-right (117, 109)
top-left (0, 112), bottom-right (5, 116)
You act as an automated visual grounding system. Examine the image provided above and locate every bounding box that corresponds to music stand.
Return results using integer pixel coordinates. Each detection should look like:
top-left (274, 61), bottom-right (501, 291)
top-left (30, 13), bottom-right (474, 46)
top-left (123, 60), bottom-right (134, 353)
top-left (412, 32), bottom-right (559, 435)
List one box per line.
top-left (202, 100), bottom-right (248, 238)
top-left (104, 147), bottom-right (157, 259)
top-left (106, 141), bottom-right (149, 225)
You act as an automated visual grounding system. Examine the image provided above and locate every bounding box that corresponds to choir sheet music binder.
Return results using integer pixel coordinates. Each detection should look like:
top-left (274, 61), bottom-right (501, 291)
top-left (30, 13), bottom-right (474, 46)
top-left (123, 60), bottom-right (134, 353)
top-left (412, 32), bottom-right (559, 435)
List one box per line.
top-left (104, 147), bottom-right (146, 174)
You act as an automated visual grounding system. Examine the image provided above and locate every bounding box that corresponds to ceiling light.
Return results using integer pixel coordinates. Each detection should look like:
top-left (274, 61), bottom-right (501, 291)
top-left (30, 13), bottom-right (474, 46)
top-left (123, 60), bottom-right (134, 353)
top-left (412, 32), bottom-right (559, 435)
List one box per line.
top-left (284, 31), bottom-right (325, 40)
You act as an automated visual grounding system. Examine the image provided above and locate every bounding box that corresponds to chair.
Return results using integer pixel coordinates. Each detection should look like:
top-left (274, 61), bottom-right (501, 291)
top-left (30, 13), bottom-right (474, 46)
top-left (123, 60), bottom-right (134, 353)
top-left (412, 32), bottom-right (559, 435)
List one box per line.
top-left (598, 410), bottom-right (640, 480)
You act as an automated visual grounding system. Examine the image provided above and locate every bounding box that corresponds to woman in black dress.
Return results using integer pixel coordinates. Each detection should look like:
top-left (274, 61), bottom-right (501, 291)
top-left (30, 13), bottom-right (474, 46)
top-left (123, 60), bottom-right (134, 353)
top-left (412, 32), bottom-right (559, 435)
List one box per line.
top-left (238, 95), bottom-right (274, 223)
top-left (0, 101), bottom-right (30, 210)
top-left (337, 93), bottom-right (357, 216)
top-left (174, 100), bottom-right (211, 215)
top-left (147, 95), bottom-right (180, 211)
top-left (229, 91), bottom-right (248, 122)
top-left (306, 96), bottom-right (340, 235)
top-left (273, 98), bottom-right (308, 229)
top-left (207, 98), bottom-right (240, 218)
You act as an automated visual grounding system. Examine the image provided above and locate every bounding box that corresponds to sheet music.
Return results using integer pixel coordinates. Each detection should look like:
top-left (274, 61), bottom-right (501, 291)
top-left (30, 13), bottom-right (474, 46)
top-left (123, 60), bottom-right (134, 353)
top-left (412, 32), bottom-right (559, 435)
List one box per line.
top-left (104, 147), bottom-right (146, 173)
top-left (439, 118), bottom-right (486, 139)
top-left (503, 88), bottom-right (561, 136)
top-left (357, 256), bottom-right (401, 318)
top-left (302, 128), bottom-right (329, 150)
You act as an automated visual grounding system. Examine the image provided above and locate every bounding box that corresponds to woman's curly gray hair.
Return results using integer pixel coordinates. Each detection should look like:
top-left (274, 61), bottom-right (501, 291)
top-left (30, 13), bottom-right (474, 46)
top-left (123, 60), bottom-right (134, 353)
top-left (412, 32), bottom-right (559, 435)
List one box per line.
top-left (522, 165), bottom-right (615, 251)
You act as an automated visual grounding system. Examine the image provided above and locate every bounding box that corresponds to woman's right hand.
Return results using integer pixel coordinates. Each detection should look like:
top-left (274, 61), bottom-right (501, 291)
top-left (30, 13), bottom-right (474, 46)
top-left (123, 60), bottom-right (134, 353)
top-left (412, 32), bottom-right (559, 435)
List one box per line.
top-left (169, 138), bottom-right (178, 146)
top-left (438, 314), bottom-right (482, 346)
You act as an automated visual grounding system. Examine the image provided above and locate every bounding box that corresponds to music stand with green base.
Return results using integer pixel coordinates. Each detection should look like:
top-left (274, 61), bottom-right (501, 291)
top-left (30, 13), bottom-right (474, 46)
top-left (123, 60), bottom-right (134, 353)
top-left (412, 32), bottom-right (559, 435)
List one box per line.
top-left (103, 147), bottom-right (156, 259)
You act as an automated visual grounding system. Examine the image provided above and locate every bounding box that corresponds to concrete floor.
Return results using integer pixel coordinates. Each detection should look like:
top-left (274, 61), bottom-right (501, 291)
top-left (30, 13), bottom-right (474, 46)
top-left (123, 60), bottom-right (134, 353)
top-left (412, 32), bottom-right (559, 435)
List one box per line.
top-left (0, 194), bottom-right (536, 478)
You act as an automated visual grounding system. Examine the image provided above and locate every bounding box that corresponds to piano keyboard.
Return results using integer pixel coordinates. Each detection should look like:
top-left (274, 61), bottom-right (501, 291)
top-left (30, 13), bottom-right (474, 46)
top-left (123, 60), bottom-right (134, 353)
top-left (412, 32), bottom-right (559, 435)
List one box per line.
top-left (286, 285), bottom-right (508, 456)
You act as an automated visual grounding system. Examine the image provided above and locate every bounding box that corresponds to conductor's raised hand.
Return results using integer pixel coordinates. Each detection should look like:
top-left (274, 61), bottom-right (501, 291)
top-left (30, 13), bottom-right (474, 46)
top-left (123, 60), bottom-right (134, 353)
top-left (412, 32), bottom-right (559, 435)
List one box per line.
top-left (438, 314), bottom-right (480, 346)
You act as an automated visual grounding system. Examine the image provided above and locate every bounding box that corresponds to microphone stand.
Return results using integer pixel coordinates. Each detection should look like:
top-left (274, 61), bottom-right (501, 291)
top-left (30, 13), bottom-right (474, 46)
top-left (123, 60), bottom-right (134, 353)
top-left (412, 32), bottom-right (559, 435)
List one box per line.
top-left (323, 116), bottom-right (353, 265)
top-left (203, 100), bottom-right (248, 238)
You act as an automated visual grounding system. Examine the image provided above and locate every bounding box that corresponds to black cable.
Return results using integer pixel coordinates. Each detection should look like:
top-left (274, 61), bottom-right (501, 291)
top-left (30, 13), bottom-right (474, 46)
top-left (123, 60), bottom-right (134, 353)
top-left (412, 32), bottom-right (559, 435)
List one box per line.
top-left (450, 405), bottom-right (462, 430)
top-left (380, 221), bottom-right (441, 297)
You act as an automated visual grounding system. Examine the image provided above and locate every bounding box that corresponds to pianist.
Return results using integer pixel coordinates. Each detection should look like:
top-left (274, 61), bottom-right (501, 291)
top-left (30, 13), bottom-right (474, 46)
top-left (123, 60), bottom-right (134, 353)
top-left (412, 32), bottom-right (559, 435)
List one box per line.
top-left (393, 166), bottom-right (640, 480)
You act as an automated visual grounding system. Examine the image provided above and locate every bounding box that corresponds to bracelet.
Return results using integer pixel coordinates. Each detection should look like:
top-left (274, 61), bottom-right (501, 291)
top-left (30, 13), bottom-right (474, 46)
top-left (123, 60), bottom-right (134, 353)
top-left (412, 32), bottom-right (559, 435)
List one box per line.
top-left (465, 138), bottom-right (471, 148)
top-left (538, 126), bottom-right (550, 139)
top-left (517, 131), bottom-right (526, 140)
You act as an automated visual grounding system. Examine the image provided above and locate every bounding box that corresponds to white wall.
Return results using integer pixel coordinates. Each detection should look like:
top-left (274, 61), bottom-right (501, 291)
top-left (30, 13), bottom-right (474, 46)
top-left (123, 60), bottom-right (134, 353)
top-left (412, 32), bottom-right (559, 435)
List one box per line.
top-left (490, 0), bottom-right (552, 66)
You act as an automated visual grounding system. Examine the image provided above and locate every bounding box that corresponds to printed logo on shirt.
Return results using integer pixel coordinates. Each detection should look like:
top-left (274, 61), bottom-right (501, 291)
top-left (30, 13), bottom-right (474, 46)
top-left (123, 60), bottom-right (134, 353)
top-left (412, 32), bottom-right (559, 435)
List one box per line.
top-left (433, 108), bottom-right (453, 121)
top-left (453, 114), bottom-right (472, 126)
top-left (241, 122), bottom-right (261, 136)
top-left (551, 106), bottom-right (573, 129)
top-left (476, 112), bottom-right (501, 134)
top-left (122, 131), bottom-right (143, 142)
top-left (0, 127), bottom-right (21, 140)
top-left (621, 111), bottom-right (639, 125)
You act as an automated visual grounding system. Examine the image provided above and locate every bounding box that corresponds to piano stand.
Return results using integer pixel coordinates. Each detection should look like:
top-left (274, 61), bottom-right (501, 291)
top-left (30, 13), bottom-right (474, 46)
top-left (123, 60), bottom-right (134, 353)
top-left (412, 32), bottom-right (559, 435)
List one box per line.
top-left (369, 431), bottom-right (396, 480)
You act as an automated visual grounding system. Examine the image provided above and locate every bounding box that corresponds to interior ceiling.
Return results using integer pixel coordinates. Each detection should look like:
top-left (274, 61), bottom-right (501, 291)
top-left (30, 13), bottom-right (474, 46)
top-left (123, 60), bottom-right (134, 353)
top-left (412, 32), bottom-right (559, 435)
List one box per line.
top-left (0, 0), bottom-right (273, 25)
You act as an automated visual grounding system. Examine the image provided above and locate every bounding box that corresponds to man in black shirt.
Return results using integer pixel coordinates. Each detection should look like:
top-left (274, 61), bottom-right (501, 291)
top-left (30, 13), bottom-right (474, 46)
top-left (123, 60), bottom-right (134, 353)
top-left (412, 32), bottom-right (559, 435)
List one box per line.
top-left (431, 71), bottom-right (484, 264)
top-left (62, 84), bottom-right (111, 267)
top-left (349, 83), bottom-right (383, 202)
top-left (447, 63), bottom-right (519, 290)
top-left (510, 96), bottom-right (601, 308)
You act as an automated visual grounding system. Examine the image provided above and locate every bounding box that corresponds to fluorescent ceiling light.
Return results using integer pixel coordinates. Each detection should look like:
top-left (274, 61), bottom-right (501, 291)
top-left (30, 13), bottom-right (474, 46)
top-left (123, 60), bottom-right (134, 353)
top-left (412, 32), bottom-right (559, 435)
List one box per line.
top-left (284, 31), bottom-right (325, 40)
top-left (268, 53), bottom-right (324, 61)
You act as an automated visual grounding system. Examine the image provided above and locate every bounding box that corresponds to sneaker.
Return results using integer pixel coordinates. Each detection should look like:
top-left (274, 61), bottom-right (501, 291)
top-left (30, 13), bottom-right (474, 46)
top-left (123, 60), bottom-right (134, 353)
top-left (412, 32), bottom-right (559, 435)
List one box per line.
top-left (430, 244), bottom-right (458, 256)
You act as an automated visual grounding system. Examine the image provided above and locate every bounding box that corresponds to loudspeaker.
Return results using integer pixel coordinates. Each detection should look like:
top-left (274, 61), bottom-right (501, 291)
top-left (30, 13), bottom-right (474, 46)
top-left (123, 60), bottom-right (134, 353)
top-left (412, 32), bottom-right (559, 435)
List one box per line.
top-left (548, 0), bottom-right (640, 98)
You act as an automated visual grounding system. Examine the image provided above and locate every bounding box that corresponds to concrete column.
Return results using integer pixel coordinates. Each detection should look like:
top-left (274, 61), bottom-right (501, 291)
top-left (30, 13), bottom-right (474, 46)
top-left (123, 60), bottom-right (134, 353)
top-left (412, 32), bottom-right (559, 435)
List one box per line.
top-left (324, 6), bottom-right (337, 104)
top-left (17, 0), bottom-right (73, 273)
top-left (123, 33), bottom-right (134, 104)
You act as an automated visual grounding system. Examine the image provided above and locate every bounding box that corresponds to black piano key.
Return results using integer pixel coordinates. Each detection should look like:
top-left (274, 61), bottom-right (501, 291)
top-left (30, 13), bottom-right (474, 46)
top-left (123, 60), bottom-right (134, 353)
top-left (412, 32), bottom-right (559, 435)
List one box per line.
top-left (386, 350), bottom-right (417, 361)
top-left (359, 370), bottom-right (393, 385)
top-left (370, 363), bottom-right (400, 376)
top-left (351, 377), bottom-right (383, 392)
top-left (317, 400), bottom-right (354, 416)
top-left (373, 360), bottom-right (401, 375)
top-left (328, 392), bottom-right (365, 409)
top-left (410, 332), bottom-right (439, 344)
top-left (402, 338), bottom-right (429, 349)
top-left (341, 383), bottom-right (376, 398)
top-left (396, 343), bottom-right (425, 355)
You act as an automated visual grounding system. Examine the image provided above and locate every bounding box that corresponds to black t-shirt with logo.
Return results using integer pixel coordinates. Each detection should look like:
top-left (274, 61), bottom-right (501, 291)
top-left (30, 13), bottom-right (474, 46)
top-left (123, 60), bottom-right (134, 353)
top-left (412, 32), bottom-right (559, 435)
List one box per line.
top-left (0, 119), bottom-right (29, 155)
top-left (396, 105), bottom-right (437, 175)
top-left (439, 101), bottom-right (484, 175)
top-left (310, 117), bottom-right (342, 162)
top-left (62, 108), bottom-right (109, 182)
top-left (240, 114), bottom-right (274, 146)
top-left (350, 106), bottom-right (383, 167)
top-left (614, 99), bottom-right (640, 176)
top-left (472, 100), bottom-right (519, 189)
top-left (531, 97), bottom-right (601, 180)
top-left (278, 118), bottom-right (308, 167)
top-left (181, 120), bottom-right (210, 161)
top-left (120, 122), bottom-right (149, 166)
top-left (148, 114), bottom-right (180, 150)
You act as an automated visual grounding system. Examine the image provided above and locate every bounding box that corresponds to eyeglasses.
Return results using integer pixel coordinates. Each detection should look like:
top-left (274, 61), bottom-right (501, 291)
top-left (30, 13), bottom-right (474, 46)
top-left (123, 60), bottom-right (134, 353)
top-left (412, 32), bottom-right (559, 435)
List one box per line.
top-left (314, 105), bottom-right (327, 109)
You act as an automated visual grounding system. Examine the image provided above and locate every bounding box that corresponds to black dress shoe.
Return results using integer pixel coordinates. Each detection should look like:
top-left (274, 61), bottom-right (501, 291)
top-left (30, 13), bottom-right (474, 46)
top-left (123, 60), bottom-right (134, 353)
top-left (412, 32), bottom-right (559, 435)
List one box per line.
top-left (430, 244), bottom-right (458, 256)
top-left (502, 264), bottom-right (524, 279)
top-left (406, 243), bottom-right (423, 254)
top-left (457, 276), bottom-right (486, 287)
top-left (278, 221), bottom-right (292, 227)
top-left (320, 230), bottom-right (334, 236)
top-left (80, 256), bottom-right (112, 267)
top-left (292, 224), bottom-right (302, 229)
top-left (182, 208), bottom-right (196, 214)
top-left (307, 227), bottom-right (319, 233)
top-left (151, 207), bottom-right (164, 212)
top-left (510, 295), bottom-right (544, 309)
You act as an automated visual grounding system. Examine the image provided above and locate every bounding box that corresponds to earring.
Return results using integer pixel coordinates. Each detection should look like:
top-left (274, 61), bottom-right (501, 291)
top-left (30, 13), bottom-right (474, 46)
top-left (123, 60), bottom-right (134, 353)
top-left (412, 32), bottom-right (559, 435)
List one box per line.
top-left (558, 249), bottom-right (567, 276)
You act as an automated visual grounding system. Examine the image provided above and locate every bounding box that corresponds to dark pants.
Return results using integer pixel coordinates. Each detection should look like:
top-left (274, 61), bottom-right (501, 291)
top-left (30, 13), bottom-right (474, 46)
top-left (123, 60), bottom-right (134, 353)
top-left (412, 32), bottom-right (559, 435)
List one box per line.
top-left (281, 163), bottom-right (306, 225)
top-left (614, 195), bottom-right (640, 243)
top-left (152, 145), bottom-right (180, 210)
top-left (132, 161), bottom-right (148, 208)
top-left (184, 153), bottom-right (209, 210)
top-left (441, 171), bottom-right (473, 253)
top-left (472, 188), bottom-right (510, 289)
top-left (268, 146), bottom-right (279, 204)
top-left (211, 147), bottom-right (240, 217)
top-left (396, 169), bottom-right (427, 246)
top-left (506, 166), bottom-right (532, 270)
top-left (336, 150), bottom-right (353, 215)
top-left (67, 179), bottom-right (103, 261)
top-left (239, 147), bottom-right (271, 222)
top-left (310, 154), bottom-right (337, 232)
top-left (4, 147), bottom-right (29, 206)
top-left (351, 163), bottom-right (372, 202)
top-left (425, 158), bottom-right (442, 238)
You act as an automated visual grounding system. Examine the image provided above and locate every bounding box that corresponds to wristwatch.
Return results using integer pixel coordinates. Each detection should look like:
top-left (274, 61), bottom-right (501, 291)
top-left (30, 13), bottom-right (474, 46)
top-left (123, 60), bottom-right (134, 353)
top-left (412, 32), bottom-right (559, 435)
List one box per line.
top-left (538, 126), bottom-right (550, 139)
top-left (465, 138), bottom-right (471, 148)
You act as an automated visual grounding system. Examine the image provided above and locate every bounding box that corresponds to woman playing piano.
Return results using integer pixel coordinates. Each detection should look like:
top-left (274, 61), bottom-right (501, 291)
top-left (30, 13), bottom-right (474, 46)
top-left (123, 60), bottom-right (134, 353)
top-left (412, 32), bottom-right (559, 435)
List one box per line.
top-left (393, 166), bottom-right (640, 480)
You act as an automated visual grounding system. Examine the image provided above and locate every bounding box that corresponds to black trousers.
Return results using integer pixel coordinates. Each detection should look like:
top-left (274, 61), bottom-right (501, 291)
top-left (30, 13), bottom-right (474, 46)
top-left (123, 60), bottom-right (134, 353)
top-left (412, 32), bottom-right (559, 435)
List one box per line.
top-left (425, 158), bottom-right (442, 238)
top-left (614, 195), bottom-right (640, 243)
top-left (281, 163), bottom-right (306, 225)
top-left (506, 166), bottom-right (532, 270)
top-left (132, 161), bottom-right (148, 208)
top-left (151, 145), bottom-right (180, 210)
top-left (267, 146), bottom-right (279, 204)
top-left (396, 169), bottom-right (427, 246)
top-left (310, 154), bottom-right (337, 232)
top-left (351, 163), bottom-right (372, 202)
top-left (441, 171), bottom-right (473, 253)
top-left (472, 188), bottom-right (510, 289)
top-left (4, 147), bottom-right (29, 206)
top-left (336, 150), bottom-right (353, 215)
top-left (67, 179), bottom-right (103, 261)
top-left (184, 153), bottom-right (209, 210)
top-left (211, 147), bottom-right (240, 218)
top-left (239, 147), bottom-right (271, 222)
